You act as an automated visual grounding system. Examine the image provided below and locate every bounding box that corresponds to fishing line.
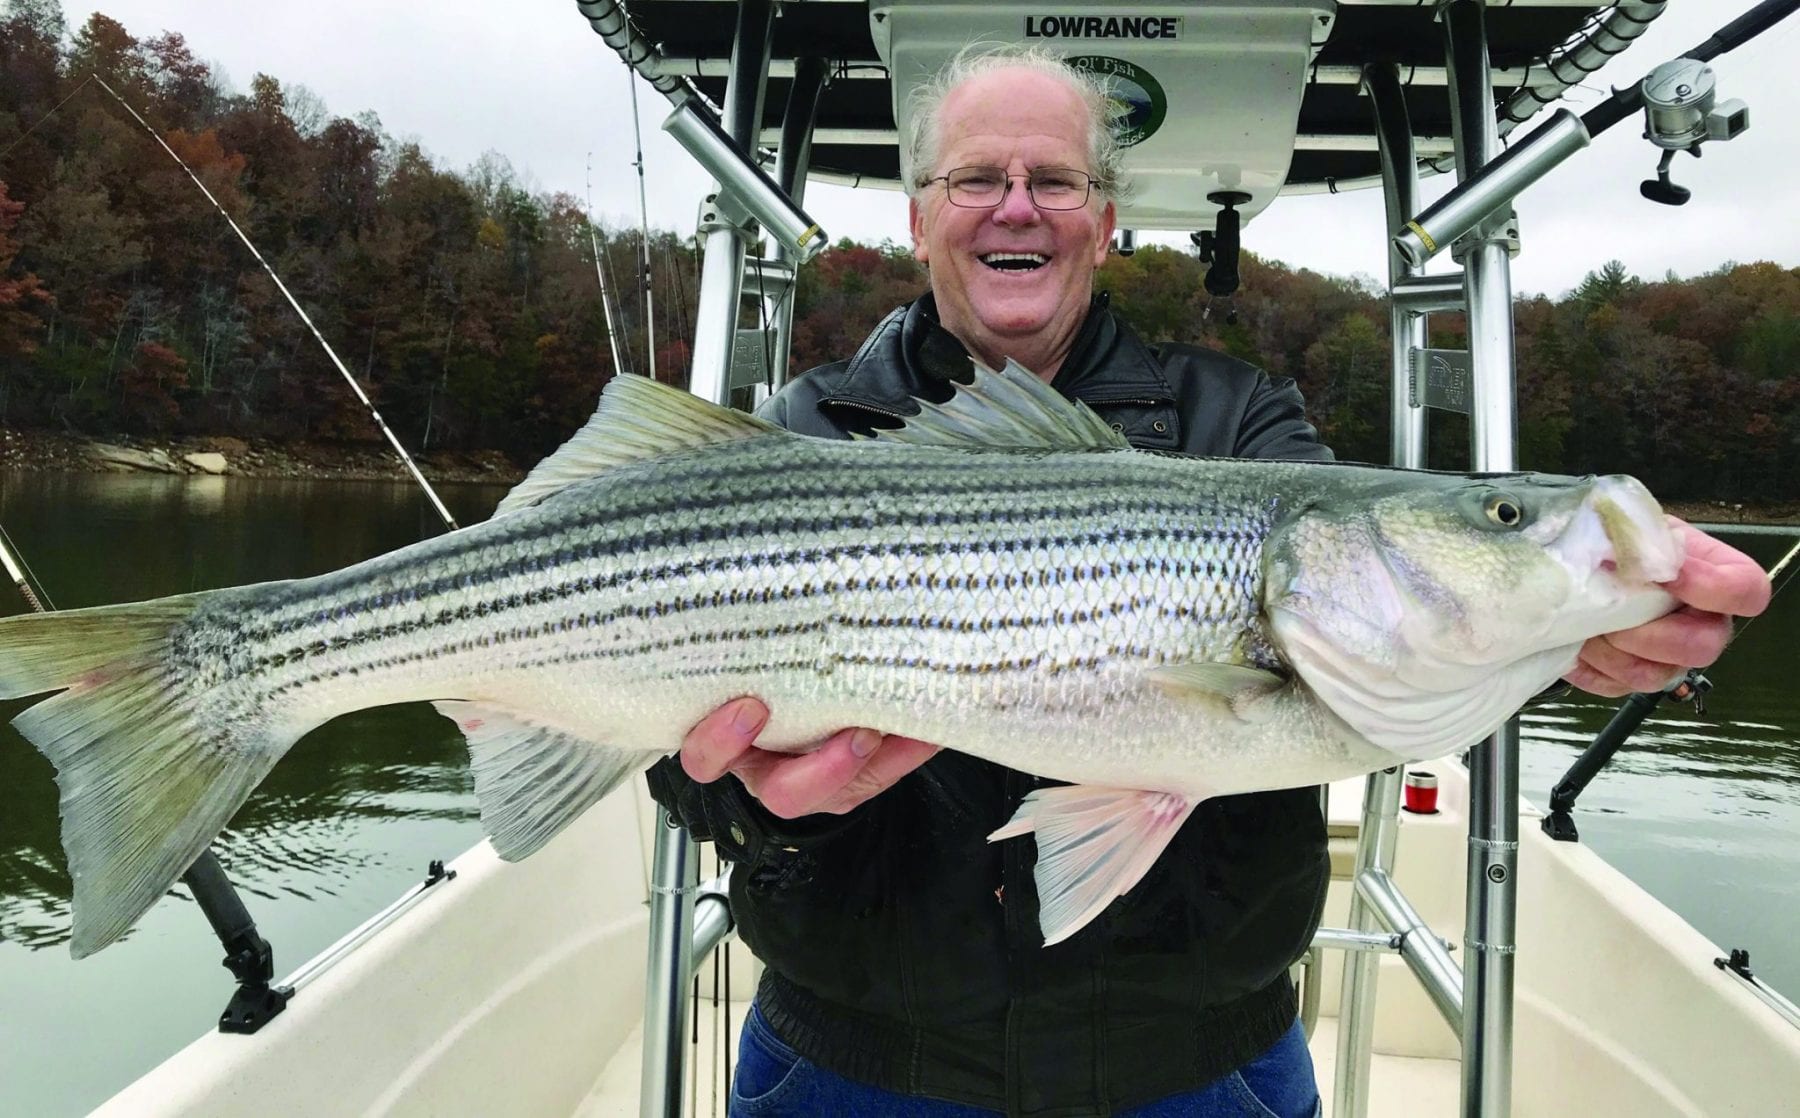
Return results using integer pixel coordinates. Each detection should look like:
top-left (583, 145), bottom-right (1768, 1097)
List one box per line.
top-left (1721, 533), bottom-right (1800, 650)
top-left (84, 74), bottom-right (460, 533)
top-left (0, 74), bottom-right (97, 162)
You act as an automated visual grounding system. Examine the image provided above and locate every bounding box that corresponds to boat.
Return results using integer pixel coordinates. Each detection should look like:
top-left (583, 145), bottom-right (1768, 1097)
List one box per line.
top-left (72, 0), bottom-right (1800, 1113)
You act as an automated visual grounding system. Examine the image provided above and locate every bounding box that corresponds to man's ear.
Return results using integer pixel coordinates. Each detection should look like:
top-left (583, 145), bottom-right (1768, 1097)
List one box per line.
top-left (909, 195), bottom-right (929, 263)
top-left (1092, 200), bottom-right (1117, 268)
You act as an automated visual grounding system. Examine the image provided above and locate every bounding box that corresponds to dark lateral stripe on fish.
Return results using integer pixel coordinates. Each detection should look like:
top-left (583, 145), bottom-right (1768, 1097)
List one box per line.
top-left (223, 523), bottom-right (1261, 680)
top-left (241, 544), bottom-right (1249, 696)
top-left (251, 455), bottom-right (1204, 610)
top-left (221, 498), bottom-right (1270, 650)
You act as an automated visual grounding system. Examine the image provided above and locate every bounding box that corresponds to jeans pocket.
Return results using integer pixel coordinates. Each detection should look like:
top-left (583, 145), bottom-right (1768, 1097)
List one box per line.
top-left (1228, 1020), bottom-right (1321, 1118)
top-left (730, 1006), bottom-right (816, 1117)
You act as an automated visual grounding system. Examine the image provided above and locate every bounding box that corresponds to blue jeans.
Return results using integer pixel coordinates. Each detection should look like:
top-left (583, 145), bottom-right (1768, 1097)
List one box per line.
top-left (729, 1002), bottom-right (1321, 1117)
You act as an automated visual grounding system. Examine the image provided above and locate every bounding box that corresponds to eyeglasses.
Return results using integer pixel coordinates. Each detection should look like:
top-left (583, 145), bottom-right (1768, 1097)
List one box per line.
top-left (924, 166), bottom-right (1097, 211)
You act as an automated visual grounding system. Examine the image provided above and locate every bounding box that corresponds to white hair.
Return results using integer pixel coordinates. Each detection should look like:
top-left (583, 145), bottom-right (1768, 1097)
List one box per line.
top-left (904, 43), bottom-right (1130, 202)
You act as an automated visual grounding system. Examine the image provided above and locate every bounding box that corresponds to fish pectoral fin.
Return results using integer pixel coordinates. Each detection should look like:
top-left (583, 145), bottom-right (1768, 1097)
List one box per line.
top-left (494, 374), bottom-right (785, 516)
top-left (988, 786), bottom-right (1199, 946)
top-left (1148, 662), bottom-right (1288, 722)
top-left (433, 700), bottom-right (650, 861)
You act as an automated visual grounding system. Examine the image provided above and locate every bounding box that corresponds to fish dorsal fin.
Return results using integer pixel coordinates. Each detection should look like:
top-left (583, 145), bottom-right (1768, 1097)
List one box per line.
top-left (495, 374), bottom-right (784, 517)
top-left (874, 358), bottom-right (1131, 451)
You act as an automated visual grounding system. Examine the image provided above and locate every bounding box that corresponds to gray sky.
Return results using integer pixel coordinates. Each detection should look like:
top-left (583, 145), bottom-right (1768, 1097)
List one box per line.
top-left (82, 2), bottom-right (1800, 298)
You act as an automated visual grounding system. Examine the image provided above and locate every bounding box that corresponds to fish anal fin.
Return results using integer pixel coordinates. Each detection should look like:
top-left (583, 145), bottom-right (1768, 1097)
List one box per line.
top-left (874, 358), bottom-right (1131, 452)
top-left (433, 700), bottom-right (649, 860)
top-left (494, 375), bottom-right (784, 517)
top-left (1149, 662), bottom-right (1287, 722)
top-left (988, 786), bottom-right (1199, 946)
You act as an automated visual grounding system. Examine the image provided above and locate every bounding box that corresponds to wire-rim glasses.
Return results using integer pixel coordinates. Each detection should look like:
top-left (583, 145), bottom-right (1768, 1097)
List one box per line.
top-left (926, 166), bottom-right (1097, 211)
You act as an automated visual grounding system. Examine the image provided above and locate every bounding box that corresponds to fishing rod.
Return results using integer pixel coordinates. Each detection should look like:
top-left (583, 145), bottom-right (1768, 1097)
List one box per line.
top-left (587, 154), bottom-right (629, 378)
top-left (86, 75), bottom-right (459, 533)
top-left (627, 60), bottom-right (657, 382)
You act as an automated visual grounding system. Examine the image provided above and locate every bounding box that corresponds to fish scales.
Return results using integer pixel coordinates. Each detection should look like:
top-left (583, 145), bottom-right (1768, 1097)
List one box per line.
top-left (183, 437), bottom-right (1293, 786)
top-left (0, 360), bottom-right (1686, 954)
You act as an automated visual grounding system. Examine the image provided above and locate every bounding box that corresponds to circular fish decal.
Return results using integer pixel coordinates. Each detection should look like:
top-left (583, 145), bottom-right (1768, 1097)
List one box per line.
top-left (1066, 55), bottom-right (1168, 147)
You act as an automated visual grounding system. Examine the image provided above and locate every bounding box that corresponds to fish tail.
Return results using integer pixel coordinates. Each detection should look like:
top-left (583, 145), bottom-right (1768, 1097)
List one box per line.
top-left (0, 596), bottom-right (291, 958)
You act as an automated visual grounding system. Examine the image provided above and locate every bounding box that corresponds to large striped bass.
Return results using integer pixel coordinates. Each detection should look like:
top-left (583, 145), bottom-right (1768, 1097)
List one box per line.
top-left (0, 361), bottom-right (1681, 956)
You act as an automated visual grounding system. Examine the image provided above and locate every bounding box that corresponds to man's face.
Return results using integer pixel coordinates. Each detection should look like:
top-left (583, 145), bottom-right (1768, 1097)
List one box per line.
top-left (909, 68), bottom-right (1116, 370)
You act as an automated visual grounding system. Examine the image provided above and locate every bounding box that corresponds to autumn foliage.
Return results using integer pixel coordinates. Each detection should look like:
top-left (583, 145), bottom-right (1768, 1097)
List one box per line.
top-left (0, 5), bottom-right (1796, 500)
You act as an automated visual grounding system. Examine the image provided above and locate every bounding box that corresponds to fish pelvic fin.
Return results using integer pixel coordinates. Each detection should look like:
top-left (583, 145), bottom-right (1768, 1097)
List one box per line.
top-left (432, 701), bottom-right (652, 861)
top-left (495, 374), bottom-right (786, 517)
top-left (1148, 662), bottom-right (1288, 722)
top-left (989, 786), bottom-right (1199, 946)
top-left (0, 597), bottom-right (294, 958)
top-left (873, 358), bottom-right (1131, 452)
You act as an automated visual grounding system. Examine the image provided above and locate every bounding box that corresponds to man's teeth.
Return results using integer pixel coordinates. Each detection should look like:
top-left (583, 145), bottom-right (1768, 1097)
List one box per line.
top-left (980, 252), bottom-right (1048, 270)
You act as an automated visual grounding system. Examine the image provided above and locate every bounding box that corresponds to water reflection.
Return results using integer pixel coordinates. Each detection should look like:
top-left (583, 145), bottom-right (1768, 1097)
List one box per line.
top-left (0, 473), bottom-right (501, 950)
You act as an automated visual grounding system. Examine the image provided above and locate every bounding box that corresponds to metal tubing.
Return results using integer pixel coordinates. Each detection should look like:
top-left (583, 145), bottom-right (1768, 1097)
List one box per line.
top-left (1444, 6), bottom-right (1521, 1113)
top-left (641, 810), bottom-right (701, 1118)
top-left (1334, 766), bottom-right (1404, 1118)
top-left (1358, 869), bottom-right (1467, 1032)
top-left (575, 0), bottom-right (695, 101)
top-left (665, 103), bottom-right (828, 264)
top-left (1394, 110), bottom-right (1590, 268)
top-left (1330, 64), bottom-right (1433, 1118)
top-left (691, 872), bottom-right (735, 963)
top-left (1391, 273), bottom-right (1466, 317)
top-left (643, 9), bottom-right (777, 1102)
top-left (769, 56), bottom-right (830, 393)
top-left (1369, 63), bottom-right (1430, 472)
top-left (682, 0), bottom-right (781, 406)
top-left (1314, 927), bottom-right (1404, 954)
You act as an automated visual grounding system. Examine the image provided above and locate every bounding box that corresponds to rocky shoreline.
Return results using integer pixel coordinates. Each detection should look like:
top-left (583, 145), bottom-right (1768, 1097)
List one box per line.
top-left (0, 427), bottom-right (1794, 525)
top-left (0, 428), bottom-right (525, 485)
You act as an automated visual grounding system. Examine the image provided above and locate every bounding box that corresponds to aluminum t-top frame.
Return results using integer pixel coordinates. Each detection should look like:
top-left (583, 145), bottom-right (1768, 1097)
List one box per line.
top-left (582, 0), bottom-right (1619, 1114)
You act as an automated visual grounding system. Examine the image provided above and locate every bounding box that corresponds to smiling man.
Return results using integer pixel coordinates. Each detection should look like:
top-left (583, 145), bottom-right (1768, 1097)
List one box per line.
top-left (646, 44), bottom-right (1771, 1118)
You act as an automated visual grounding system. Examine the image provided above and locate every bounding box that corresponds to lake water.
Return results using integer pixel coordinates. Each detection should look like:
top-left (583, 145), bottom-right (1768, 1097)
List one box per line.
top-left (0, 472), bottom-right (1795, 1116)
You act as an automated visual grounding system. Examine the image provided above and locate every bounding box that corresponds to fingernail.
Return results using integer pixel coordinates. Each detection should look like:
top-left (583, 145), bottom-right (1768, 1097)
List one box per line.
top-left (733, 700), bottom-right (766, 737)
top-left (850, 729), bottom-right (882, 758)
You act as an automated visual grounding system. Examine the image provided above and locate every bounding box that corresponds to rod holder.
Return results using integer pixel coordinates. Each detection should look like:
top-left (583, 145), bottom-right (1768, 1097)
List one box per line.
top-left (1394, 109), bottom-right (1590, 268)
top-left (664, 100), bottom-right (828, 263)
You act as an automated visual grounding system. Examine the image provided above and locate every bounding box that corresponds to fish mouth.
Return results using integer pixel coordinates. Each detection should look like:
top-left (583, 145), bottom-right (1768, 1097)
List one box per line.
top-left (1552, 475), bottom-right (1684, 591)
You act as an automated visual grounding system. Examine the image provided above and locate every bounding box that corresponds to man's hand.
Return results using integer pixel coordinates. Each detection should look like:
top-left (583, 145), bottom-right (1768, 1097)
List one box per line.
top-left (1566, 520), bottom-right (1773, 697)
top-left (679, 698), bottom-right (941, 818)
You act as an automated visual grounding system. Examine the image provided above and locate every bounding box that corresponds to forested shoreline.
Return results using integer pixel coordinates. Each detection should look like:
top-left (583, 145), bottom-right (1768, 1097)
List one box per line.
top-left (2, 4), bottom-right (1797, 502)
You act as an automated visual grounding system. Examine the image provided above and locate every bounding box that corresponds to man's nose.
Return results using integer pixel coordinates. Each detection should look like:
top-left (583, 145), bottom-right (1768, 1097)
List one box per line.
top-left (991, 178), bottom-right (1041, 224)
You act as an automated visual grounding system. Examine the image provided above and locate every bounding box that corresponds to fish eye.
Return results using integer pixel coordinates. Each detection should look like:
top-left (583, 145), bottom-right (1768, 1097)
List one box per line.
top-left (1485, 494), bottom-right (1524, 528)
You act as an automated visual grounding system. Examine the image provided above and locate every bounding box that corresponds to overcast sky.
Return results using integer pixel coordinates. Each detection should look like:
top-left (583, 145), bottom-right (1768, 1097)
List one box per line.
top-left (79, 2), bottom-right (1800, 298)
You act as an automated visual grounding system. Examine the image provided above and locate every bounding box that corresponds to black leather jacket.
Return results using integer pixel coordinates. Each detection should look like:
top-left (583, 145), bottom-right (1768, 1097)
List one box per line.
top-left (647, 294), bottom-right (1334, 1117)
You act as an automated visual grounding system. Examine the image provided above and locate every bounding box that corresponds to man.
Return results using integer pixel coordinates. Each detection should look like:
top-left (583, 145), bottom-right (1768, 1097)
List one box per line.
top-left (648, 46), bottom-right (1772, 1118)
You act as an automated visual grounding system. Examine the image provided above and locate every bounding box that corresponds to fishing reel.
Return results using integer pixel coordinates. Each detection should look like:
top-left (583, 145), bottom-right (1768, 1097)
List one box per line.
top-left (1637, 58), bottom-right (1751, 206)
